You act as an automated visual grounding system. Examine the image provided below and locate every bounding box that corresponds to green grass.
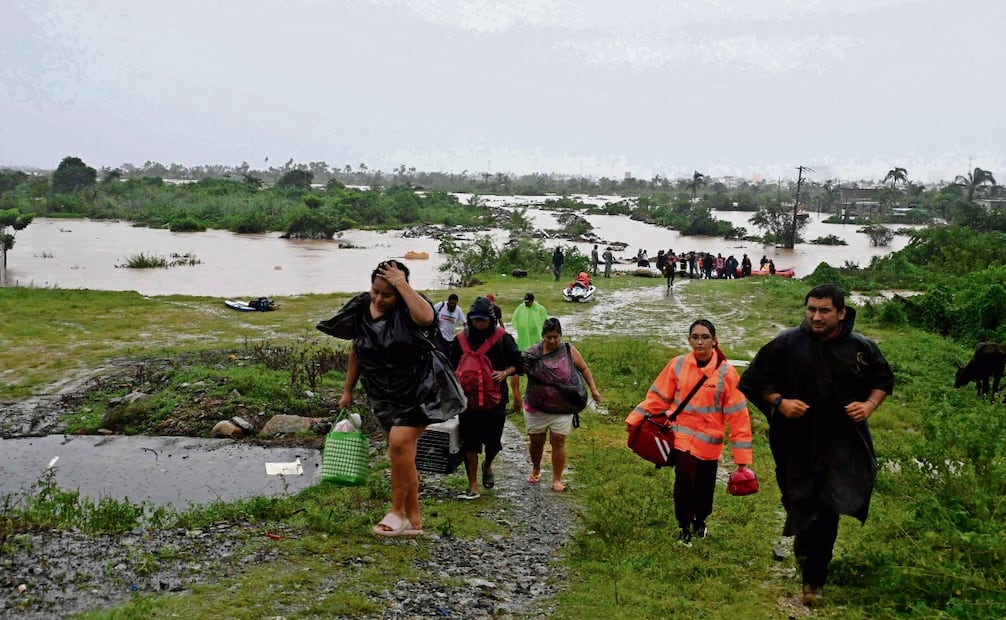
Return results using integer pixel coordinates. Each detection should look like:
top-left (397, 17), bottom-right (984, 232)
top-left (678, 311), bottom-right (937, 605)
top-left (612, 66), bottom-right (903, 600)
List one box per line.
top-left (5, 275), bottom-right (1006, 618)
top-left (121, 252), bottom-right (169, 268)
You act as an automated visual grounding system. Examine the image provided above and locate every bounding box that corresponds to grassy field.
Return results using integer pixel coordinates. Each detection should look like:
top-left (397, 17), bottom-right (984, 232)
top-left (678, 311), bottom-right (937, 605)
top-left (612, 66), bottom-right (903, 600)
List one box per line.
top-left (3, 273), bottom-right (1005, 618)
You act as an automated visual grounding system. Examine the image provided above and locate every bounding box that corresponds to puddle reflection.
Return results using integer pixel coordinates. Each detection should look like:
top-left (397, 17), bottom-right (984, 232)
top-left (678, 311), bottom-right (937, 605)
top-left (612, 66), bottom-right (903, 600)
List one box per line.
top-left (0, 435), bottom-right (321, 509)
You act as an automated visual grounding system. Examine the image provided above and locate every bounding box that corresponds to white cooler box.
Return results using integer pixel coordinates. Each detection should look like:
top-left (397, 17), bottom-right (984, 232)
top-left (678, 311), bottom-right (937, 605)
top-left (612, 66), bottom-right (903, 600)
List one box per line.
top-left (416, 417), bottom-right (463, 474)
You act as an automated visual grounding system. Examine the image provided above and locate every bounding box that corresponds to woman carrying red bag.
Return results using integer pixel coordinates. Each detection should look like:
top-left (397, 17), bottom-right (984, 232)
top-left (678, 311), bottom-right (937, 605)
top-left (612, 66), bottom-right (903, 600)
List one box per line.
top-left (624, 319), bottom-right (753, 546)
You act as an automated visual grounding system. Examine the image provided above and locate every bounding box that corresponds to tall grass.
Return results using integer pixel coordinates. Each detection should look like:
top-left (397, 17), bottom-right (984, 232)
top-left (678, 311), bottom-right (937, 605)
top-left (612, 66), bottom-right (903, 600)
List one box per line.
top-left (1, 470), bottom-right (147, 541)
top-left (120, 252), bottom-right (168, 268)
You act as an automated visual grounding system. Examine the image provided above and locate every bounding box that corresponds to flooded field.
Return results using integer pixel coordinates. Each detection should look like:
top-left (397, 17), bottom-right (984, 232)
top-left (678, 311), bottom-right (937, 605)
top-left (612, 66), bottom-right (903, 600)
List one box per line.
top-left (559, 279), bottom-right (761, 360)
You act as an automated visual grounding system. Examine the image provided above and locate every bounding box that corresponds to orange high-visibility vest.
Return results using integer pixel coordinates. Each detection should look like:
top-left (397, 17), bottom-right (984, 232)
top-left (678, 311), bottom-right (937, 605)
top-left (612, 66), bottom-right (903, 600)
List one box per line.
top-left (626, 352), bottom-right (752, 464)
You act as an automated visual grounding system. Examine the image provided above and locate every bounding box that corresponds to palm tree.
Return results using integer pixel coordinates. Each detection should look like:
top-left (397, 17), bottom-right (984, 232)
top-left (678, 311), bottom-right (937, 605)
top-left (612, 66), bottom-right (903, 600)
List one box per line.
top-left (879, 167), bottom-right (908, 217)
top-left (686, 171), bottom-right (706, 201)
top-left (883, 166), bottom-right (908, 189)
top-left (954, 167), bottom-right (998, 202)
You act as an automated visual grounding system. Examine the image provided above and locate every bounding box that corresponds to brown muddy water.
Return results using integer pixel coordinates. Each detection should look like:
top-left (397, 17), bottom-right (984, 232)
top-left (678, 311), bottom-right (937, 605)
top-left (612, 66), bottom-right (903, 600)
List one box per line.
top-left (9, 207), bottom-right (919, 296)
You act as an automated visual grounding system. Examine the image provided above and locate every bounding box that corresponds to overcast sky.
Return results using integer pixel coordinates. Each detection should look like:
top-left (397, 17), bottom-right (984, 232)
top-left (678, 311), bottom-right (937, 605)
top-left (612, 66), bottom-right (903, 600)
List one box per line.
top-left (2, 0), bottom-right (1003, 184)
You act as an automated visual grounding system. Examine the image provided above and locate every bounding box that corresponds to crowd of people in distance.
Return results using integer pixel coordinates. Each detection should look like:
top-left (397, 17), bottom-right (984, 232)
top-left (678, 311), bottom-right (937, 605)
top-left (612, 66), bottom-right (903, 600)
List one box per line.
top-left (640, 248), bottom-right (777, 280)
top-left (582, 243), bottom-right (785, 282)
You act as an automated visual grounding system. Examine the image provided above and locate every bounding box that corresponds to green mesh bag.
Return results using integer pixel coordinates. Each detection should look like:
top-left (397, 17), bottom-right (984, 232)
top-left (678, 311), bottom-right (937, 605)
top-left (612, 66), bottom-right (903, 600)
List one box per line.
top-left (321, 411), bottom-right (369, 486)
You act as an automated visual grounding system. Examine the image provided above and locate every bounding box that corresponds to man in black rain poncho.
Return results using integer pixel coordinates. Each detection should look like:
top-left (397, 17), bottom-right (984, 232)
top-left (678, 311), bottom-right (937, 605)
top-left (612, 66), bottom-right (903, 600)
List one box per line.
top-left (738, 284), bottom-right (894, 608)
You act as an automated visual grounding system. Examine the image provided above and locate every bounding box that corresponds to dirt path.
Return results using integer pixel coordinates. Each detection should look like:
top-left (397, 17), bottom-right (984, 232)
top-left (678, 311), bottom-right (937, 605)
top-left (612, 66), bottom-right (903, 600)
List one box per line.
top-left (361, 422), bottom-right (574, 618)
top-left (0, 361), bottom-right (135, 437)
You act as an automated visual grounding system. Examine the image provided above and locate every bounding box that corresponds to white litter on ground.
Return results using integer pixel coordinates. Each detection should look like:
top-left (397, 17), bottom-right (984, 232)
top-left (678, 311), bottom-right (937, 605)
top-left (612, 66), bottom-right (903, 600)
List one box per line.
top-left (265, 457), bottom-right (303, 476)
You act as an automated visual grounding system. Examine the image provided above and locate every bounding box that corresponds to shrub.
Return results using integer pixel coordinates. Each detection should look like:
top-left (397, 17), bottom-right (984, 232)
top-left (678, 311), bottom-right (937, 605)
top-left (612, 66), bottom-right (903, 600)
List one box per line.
top-left (561, 245), bottom-right (591, 276)
top-left (496, 237), bottom-right (550, 273)
top-left (439, 235), bottom-right (499, 287)
top-left (905, 284), bottom-right (955, 336)
top-left (876, 300), bottom-right (908, 326)
top-left (169, 215), bottom-right (206, 232)
top-left (229, 210), bottom-right (269, 233)
top-left (863, 224), bottom-right (894, 247)
top-left (802, 262), bottom-right (852, 292)
top-left (810, 234), bottom-right (847, 245)
top-left (121, 252), bottom-right (168, 268)
top-left (283, 206), bottom-right (343, 239)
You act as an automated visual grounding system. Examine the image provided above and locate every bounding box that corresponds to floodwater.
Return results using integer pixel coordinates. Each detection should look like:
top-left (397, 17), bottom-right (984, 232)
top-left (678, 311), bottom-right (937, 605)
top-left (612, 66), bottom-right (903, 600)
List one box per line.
top-left (8, 220), bottom-right (445, 297)
top-left (0, 434), bottom-right (321, 508)
top-left (7, 203), bottom-right (920, 297)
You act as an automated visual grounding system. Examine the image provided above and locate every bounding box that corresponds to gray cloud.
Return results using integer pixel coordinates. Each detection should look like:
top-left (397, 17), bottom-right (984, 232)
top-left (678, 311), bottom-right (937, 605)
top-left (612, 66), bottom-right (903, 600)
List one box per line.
top-left (0, 0), bottom-right (1002, 183)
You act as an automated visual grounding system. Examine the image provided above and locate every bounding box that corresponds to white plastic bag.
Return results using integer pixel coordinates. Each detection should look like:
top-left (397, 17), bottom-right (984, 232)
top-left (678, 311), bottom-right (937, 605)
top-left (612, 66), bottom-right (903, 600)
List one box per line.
top-left (333, 413), bottom-right (362, 433)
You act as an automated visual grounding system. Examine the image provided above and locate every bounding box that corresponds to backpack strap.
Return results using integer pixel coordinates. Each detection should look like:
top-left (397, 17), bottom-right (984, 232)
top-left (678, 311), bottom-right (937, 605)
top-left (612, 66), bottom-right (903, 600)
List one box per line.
top-left (475, 328), bottom-right (505, 355)
top-left (457, 331), bottom-right (472, 354)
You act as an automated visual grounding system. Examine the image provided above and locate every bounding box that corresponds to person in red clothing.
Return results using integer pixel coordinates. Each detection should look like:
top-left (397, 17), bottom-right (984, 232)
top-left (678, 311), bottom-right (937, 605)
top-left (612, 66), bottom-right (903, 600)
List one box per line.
top-left (625, 319), bottom-right (753, 546)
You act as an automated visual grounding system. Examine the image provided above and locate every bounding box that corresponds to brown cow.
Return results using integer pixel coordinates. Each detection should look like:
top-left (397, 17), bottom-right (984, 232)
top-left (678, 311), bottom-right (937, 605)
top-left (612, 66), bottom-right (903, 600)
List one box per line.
top-left (954, 342), bottom-right (1006, 400)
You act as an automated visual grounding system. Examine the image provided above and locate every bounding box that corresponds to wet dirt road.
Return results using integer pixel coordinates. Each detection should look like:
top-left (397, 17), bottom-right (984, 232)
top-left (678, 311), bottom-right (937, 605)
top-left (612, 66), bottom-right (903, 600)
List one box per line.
top-left (558, 277), bottom-right (760, 359)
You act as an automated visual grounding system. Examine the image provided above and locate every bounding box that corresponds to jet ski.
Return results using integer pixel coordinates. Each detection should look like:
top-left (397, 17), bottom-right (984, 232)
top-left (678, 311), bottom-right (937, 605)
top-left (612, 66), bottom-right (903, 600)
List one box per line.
top-left (562, 272), bottom-right (596, 302)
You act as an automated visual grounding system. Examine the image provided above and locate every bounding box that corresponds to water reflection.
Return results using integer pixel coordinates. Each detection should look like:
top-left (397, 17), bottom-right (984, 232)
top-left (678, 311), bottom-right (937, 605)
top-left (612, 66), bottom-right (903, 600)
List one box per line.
top-left (9, 206), bottom-right (921, 297)
top-left (0, 434), bottom-right (321, 508)
top-left (11, 219), bottom-right (445, 297)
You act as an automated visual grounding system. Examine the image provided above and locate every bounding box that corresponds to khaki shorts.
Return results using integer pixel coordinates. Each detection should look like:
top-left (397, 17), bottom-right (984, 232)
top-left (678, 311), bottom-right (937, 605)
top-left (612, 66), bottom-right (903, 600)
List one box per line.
top-left (524, 410), bottom-right (573, 436)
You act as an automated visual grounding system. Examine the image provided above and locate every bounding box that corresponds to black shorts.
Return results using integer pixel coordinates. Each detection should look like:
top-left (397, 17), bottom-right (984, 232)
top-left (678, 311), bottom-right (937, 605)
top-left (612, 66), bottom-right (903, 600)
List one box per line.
top-left (458, 406), bottom-right (507, 453)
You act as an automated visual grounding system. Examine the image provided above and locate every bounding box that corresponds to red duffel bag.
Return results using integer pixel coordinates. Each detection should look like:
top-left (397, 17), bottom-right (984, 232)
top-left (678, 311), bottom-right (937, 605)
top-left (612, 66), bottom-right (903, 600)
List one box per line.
top-left (727, 466), bottom-right (759, 496)
top-left (627, 375), bottom-right (708, 468)
top-left (627, 413), bottom-right (676, 468)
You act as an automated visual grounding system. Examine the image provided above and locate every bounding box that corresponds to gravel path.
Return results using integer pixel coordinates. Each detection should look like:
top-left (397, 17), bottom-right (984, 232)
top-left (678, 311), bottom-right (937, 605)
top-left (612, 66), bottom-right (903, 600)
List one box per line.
top-left (372, 422), bottom-right (573, 619)
top-left (1, 421), bottom-right (573, 619)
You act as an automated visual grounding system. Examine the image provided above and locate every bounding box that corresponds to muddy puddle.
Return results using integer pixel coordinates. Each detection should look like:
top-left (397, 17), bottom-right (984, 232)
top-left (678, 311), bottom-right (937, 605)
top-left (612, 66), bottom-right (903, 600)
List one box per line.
top-left (0, 434), bottom-right (322, 509)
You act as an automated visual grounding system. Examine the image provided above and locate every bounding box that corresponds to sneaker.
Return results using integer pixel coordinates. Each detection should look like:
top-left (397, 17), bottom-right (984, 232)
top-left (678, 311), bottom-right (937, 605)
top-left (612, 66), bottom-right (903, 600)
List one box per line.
top-left (693, 521), bottom-right (708, 539)
top-left (678, 528), bottom-right (692, 547)
top-left (801, 584), bottom-right (824, 607)
top-left (456, 490), bottom-right (481, 501)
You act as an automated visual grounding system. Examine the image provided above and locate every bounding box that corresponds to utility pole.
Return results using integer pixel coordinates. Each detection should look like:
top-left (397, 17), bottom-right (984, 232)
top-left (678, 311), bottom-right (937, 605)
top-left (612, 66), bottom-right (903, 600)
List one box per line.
top-left (790, 165), bottom-right (813, 248)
